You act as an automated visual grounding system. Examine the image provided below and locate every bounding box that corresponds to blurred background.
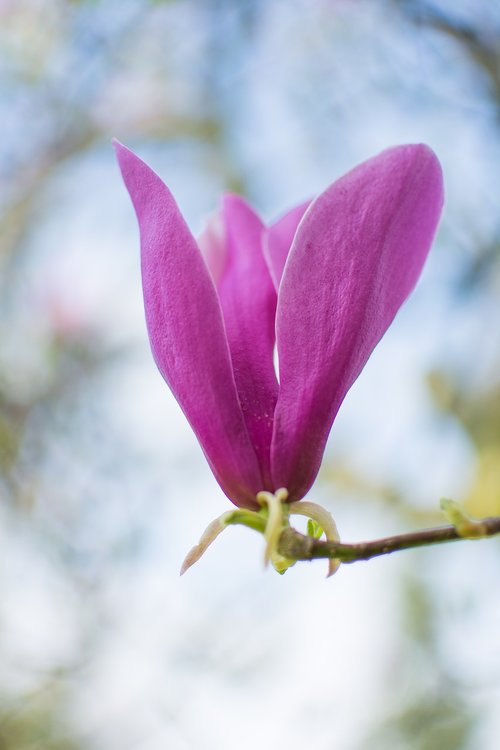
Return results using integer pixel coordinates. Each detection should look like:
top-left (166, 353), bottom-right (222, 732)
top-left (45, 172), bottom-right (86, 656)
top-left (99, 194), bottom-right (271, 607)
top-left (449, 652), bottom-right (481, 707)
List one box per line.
top-left (1, 0), bottom-right (500, 748)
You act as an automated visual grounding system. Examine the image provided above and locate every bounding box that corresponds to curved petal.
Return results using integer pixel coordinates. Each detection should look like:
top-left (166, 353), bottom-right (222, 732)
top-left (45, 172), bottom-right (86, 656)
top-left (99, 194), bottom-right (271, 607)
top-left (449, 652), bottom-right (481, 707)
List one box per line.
top-left (114, 141), bottom-right (262, 508)
top-left (271, 144), bottom-right (444, 500)
top-left (264, 200), bottom-right (311, 289)
top-left (217, 195), bottom-right (278, 488)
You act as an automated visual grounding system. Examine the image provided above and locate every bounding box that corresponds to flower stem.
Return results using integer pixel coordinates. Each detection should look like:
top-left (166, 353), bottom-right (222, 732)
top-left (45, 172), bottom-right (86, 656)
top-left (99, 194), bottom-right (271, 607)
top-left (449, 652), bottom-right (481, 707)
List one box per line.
top-left (278, 516), bottom-right (500, 565)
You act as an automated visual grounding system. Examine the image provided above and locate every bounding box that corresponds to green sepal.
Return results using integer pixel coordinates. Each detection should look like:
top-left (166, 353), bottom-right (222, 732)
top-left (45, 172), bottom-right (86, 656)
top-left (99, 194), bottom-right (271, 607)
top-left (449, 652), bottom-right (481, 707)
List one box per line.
top-left (223, 508), bottom-right (267, 534)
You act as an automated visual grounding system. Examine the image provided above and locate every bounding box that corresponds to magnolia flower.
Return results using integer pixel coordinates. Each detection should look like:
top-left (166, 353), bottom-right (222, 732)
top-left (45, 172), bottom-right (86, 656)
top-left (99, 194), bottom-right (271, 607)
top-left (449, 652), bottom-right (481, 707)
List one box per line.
top-left (114, 141), bottom-right (443, 573)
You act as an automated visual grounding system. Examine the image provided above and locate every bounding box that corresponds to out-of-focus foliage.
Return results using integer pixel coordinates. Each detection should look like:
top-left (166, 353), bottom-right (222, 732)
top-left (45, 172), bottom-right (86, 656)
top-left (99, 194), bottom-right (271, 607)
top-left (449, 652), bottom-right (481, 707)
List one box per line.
top-left (1, 1), bottom-right (500, 749)
top-left (0, 682), bottom-right (81, 750)
top-left (360, 573), bottom-right (477, 750)
top-left (428, 372), bottom-right (500, 517)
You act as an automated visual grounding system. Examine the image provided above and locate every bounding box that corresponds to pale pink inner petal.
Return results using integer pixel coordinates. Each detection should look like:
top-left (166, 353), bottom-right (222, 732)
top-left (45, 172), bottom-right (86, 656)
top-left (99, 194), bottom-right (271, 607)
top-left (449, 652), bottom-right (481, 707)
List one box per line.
top-left (271, 144), bottom-right (444, 501)
top-left (264, 200), bottom-right (311, 289)
top-left (197, 209), bottom-right (227, 285)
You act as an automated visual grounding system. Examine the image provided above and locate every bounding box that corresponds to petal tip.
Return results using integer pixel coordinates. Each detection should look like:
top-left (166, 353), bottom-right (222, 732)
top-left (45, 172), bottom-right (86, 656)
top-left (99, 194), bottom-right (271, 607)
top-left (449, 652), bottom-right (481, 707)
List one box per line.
top-left (112, 139), bottom-right (138, 171)
top-left (398, 142), bottom-right (443, 175)
top-left (381, 143), bottom-right (444, 212)
top-left (111, 137), bottom-right (128, 158)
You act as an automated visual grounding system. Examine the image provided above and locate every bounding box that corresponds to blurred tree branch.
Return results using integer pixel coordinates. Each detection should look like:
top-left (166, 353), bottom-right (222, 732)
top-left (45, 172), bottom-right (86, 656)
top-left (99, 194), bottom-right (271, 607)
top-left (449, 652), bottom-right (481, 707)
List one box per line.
top-left (392, 1), bottom-right (500, 287)
top-left (394, 0), bottom-right (500, 98)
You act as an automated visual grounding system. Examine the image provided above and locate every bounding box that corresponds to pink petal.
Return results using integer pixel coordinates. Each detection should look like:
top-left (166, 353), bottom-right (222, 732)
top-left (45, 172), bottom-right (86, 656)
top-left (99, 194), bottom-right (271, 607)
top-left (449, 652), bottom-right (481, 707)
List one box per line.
top-left (197, 209), bottom-right (227, 285)
top-left (217, 195), bottom-right (278, 488)
top-left (264, 201), bottom-right (311, 289)
top-left (271, 144), bottom-right (444, 500)
top-left (114, 141), bottom-right (263, 508)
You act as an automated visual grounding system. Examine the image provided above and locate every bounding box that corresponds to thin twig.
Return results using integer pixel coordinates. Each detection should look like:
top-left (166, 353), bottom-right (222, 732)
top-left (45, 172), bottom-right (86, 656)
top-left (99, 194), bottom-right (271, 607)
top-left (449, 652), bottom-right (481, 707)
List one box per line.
top-left (278, 517), bottom-right (500, 565)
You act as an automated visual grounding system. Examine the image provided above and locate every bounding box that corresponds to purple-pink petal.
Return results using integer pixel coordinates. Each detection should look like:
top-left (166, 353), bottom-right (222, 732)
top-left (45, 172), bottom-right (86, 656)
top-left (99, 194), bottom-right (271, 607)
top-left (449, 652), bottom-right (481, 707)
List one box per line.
top-left (271, 144), bottom-right (444, 500)
top-left (264, 201), bottom-right (311, 289)
top-left (114, 141), bottom-right (263, 508)
top-left (217, 195), bottom-right (278, 488)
